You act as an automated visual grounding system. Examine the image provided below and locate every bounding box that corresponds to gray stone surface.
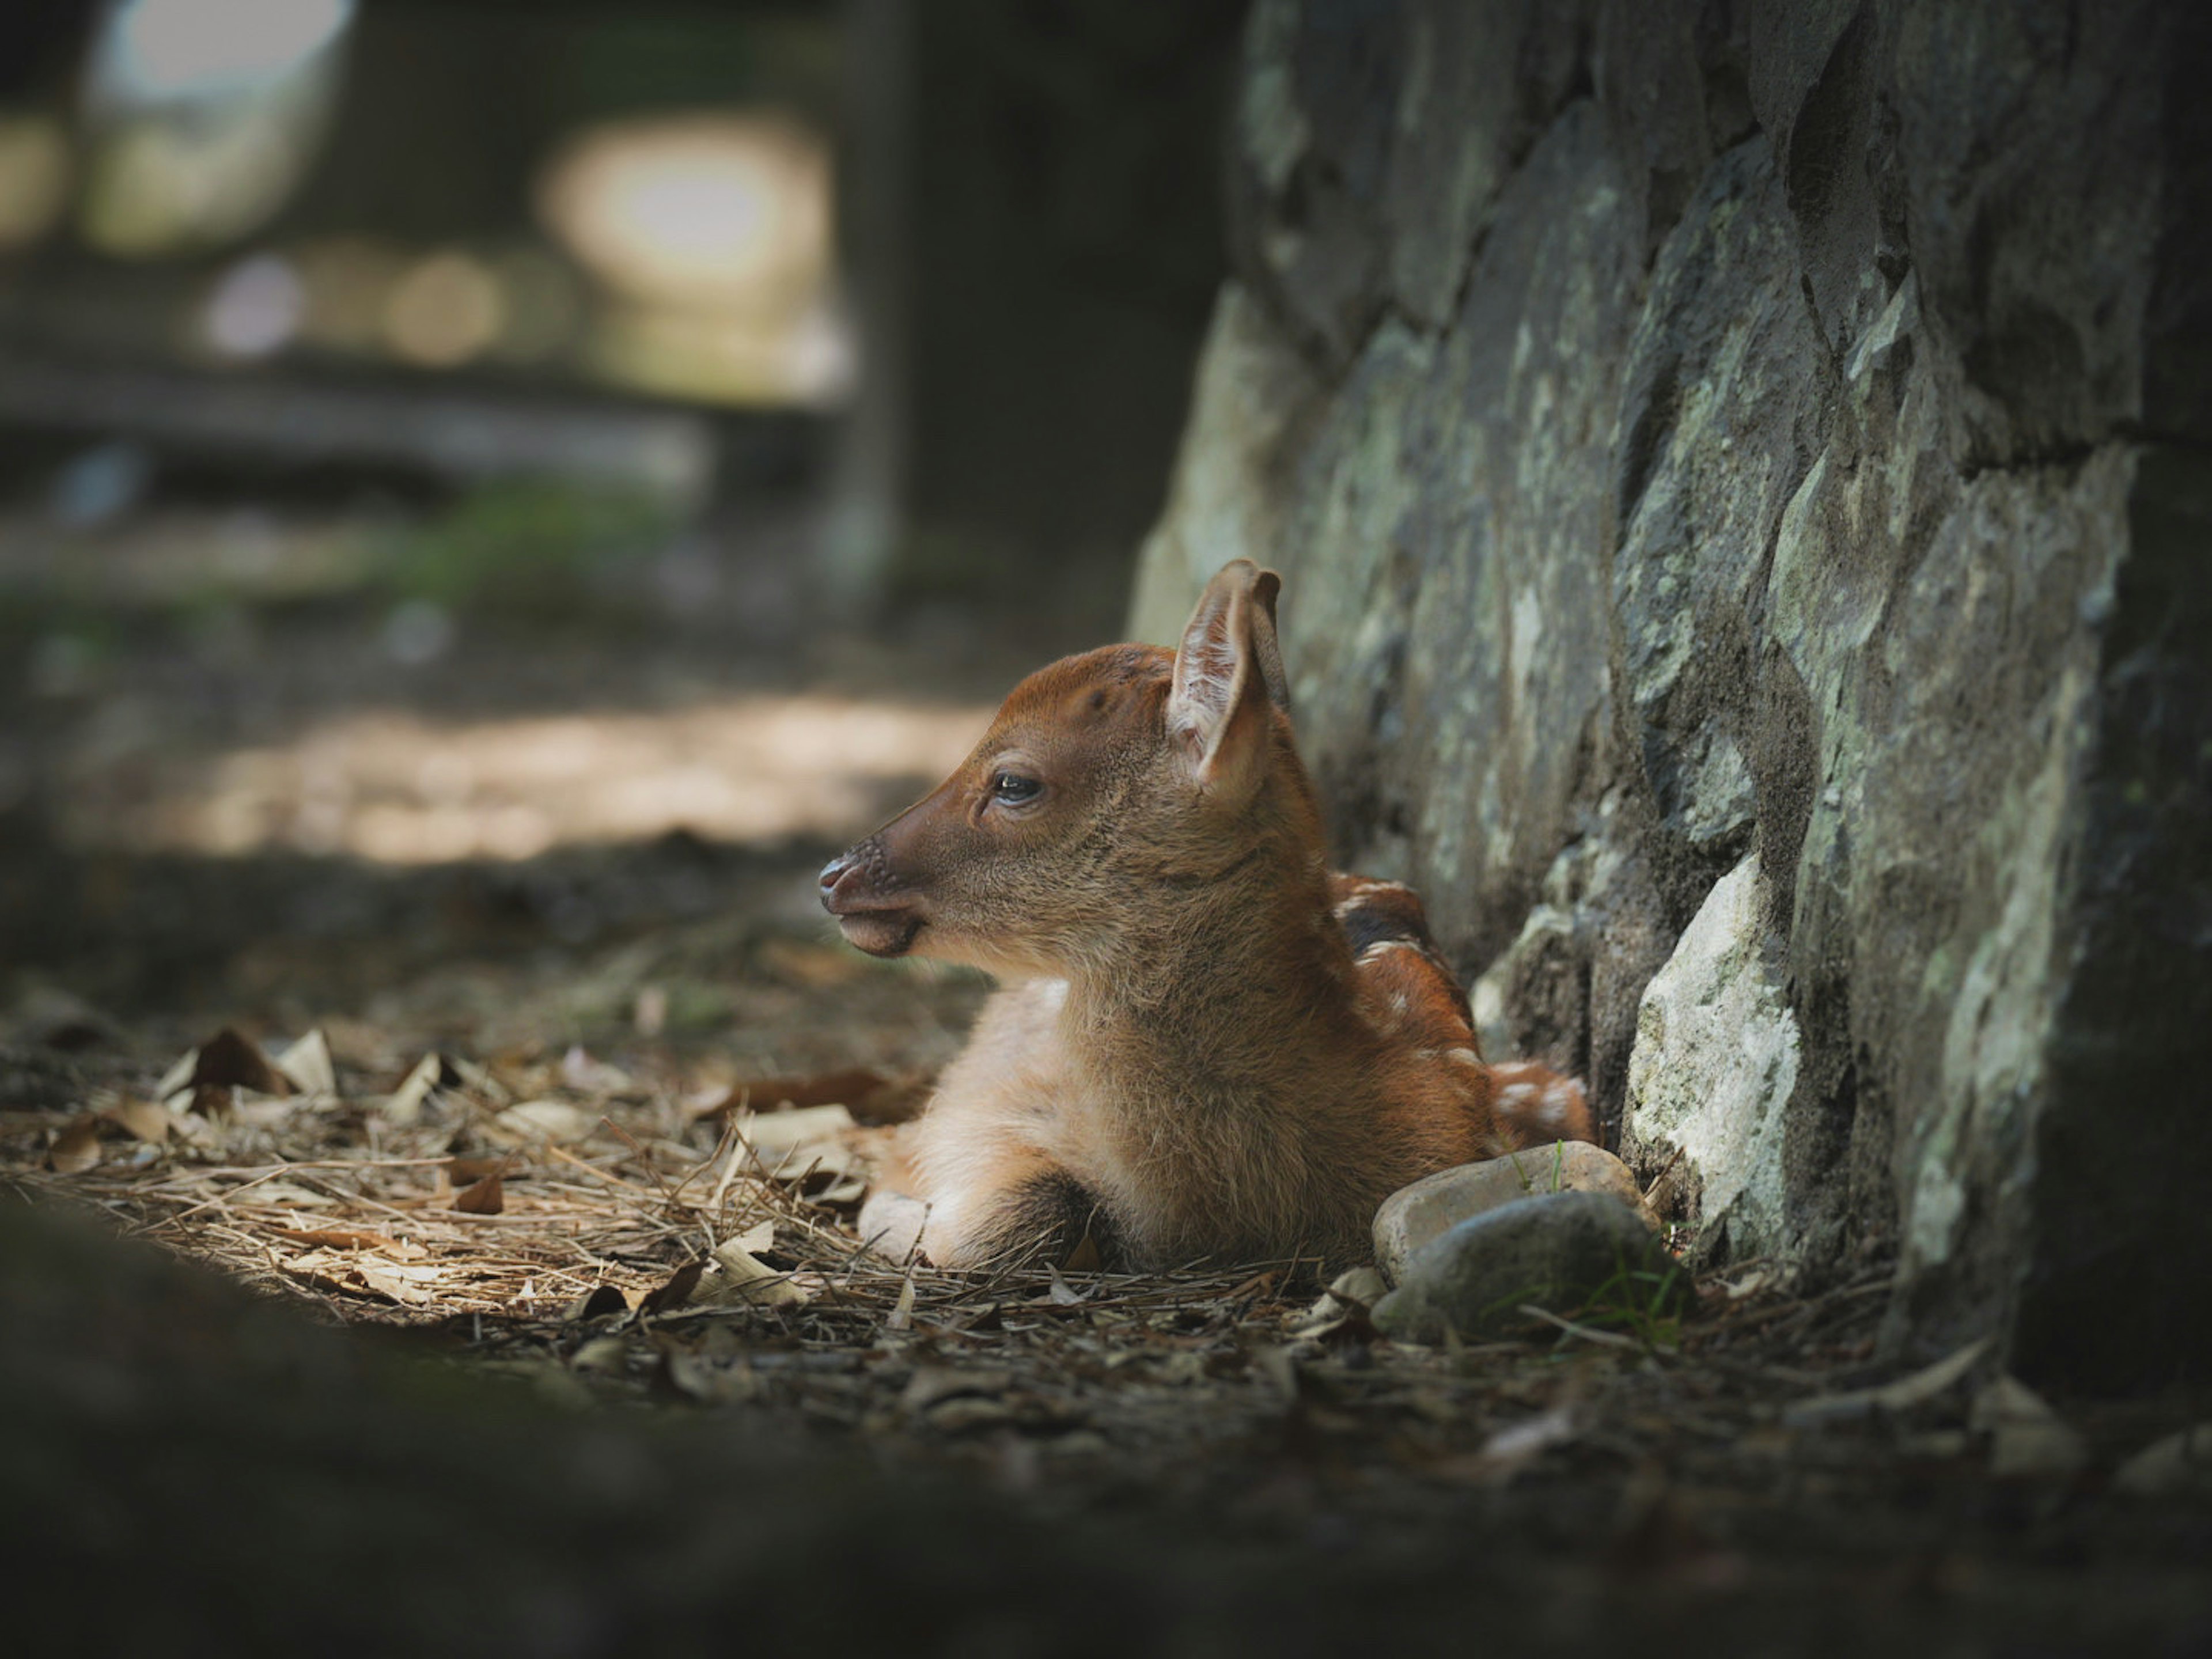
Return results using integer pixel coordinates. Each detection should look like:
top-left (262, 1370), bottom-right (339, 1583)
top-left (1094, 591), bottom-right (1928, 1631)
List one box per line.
top-left (1372, 1190), bottom-right (1684, 1344)
top-left (1373, 1141), bottom-right (1658, 1286)
top-left (1134, 0), bottom-right (2212, 1388)
top-left (1622, 853), bottom-right (1800, 1263)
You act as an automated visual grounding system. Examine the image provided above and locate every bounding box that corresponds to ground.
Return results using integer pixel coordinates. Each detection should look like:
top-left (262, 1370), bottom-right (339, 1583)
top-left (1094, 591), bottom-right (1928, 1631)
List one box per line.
top-left (2, 505), bottom-right (2209, 1654)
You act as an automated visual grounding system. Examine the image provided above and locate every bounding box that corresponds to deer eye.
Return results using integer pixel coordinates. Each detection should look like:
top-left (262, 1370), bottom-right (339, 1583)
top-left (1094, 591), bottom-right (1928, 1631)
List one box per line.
top-left (990, 771), bottom-right (1043, 806)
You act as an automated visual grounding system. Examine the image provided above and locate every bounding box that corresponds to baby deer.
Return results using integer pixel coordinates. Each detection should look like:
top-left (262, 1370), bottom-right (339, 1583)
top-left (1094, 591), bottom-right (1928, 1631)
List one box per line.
top-left (819, 559), bottom-right (1593, 1270)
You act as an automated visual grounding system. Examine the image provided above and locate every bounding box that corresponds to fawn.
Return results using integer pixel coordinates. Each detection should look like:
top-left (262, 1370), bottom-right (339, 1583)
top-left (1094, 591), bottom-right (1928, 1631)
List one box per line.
top-left (819, 559), bottom-right (1594, 1270)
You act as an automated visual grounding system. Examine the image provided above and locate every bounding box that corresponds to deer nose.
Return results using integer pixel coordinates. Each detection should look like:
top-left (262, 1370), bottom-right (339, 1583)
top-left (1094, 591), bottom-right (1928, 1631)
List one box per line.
top-left (817, 850), bottom-right (854, 910)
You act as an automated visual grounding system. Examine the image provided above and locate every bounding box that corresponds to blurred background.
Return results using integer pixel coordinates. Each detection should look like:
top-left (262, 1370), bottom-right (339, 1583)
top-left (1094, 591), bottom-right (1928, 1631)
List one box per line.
top-left (0, 0), bottom-right (1247, 1038)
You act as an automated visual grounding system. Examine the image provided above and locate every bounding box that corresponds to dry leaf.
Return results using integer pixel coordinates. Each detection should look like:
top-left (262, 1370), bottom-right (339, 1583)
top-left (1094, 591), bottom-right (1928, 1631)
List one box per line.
top-left (105, 1098), bottom-right (172, 1144)
top-left (699, 1067), bottom-right (927, 1124)
top-left (48, 1115), bottom-right (101, 1174)
top-left (641, 1260), bottom-right (704, 1315)
top-left (154, 1047), bottom-right (198, 1105)
top-left (1782, 1338), bottom-right (1991, 1428)
top-left (245, 1179), bottom-right (339, 1209)
top-left (559, 1046), bottom-right (633, 1095)
top-left (346, 1257), bottom-right (444, 1305)
top-left (733, 1102), bottom-right (856, 1155)
top-left (564, 1285), bottom-right (632, 1323)
top-left (2112, 1423), bottom-right (2212, 1498)
top-left (901, 1366), bottom-right (1010, 1414)
top-left (274, 1029), bottom-right (338, 1096)
top-left (453, 1171), bottom-right (505, 1214)
top-left (484, 1100), bottom-right (603, 1146)
top-left (284, 1249), bottom-right (442, 1305)
top-left (702, 1241), bottom-right (808, 1308)
top-left (1971, 1375), bottom-right (2086, 1479)
top-left (381, 1054), bottom-right (442, 1126)
top-left (270, 1225), bottom-right (407, 1252)
top-left (730, 1217), bottom-right (777, 1256)
top-left (193, 1027), bottom-right (291, 1096)
top-left (885, 1275), bottom-right (916, 1333)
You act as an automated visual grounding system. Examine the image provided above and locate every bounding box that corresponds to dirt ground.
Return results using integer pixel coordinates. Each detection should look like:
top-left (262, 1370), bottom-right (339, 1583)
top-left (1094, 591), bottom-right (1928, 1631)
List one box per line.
top-left (4, 510), bottom-right (2210, 1655)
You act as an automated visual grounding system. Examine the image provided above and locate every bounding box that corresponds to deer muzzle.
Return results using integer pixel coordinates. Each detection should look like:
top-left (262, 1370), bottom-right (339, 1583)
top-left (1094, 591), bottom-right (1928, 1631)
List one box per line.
top-left (818, 840), bottom-right (924, 957)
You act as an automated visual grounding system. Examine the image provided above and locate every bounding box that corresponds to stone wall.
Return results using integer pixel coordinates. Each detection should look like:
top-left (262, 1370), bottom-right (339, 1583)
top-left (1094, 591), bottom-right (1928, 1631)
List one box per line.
top-left (1130, 0), bottom-right (2211, 1389)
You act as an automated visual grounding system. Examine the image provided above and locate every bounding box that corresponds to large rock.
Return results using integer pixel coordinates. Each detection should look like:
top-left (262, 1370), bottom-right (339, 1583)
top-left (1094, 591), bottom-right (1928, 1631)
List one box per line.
top-left (1372, 1141), bottom-right (1658, 1285)
top-left (1133, 0), bottom-right (2212, 1389)
top-left (1622, 853), bottom-right (1799, 1263)
top-left (1372, 1190), bottom-right (1687, 1344)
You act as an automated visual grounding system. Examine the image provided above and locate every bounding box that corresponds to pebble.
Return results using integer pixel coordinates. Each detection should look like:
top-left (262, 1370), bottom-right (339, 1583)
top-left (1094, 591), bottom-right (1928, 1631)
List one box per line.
top-left (1372, 1189), bottom-right (1690, 1344)
top-left (1372, 1141), bottom-right (1660, 1285)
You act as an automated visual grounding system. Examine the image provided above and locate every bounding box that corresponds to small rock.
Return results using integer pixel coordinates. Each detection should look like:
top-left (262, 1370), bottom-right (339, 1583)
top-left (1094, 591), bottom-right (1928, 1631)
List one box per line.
top-left (1372, 1190), bottom-right (1688, 1344)
top-left (1373, 1142), bottom-right (1658, 1285)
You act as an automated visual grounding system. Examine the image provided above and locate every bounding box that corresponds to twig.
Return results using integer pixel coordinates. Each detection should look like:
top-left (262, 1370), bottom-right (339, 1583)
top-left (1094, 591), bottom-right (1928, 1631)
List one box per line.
top-left (1518, 1304), bottom-right (1642, 1351)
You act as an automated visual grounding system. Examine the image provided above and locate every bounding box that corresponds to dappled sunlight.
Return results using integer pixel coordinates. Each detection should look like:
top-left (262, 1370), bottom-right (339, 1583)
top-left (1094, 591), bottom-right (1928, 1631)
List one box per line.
top-left (56, 692), bottom-right (990, 865)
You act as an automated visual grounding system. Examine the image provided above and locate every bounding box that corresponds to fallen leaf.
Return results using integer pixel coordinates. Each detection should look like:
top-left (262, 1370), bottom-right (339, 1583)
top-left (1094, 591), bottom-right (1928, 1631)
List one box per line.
top-left (381, 1054), bottom-right (442, 1126)
top-left (154, 1047), bottom-right (197, 1105)
top-left (346, 1257), bottom-right (444, 1305)
top-left (641, 1260), bottom-right (704, 1315)
top-left (285, 1249), bottom-right (442, 1305)
top-left (105, 1098), bottom-right (172, 1144)
top-left (901, 1366), bottom-right (1010, 1414)
top-left (192, 1027), bottom-right (290, 1096)
top-left (1782, 1338), bottom-right (1991, 1428)
top-left (1971, 1375), bottom-right (2086, 1479)
top-left (564, 1284), bottom-right (632, 1323)
top-left (701, 1241), bottom-right (808, 1308)
top-left (484, 1100), bottom-right (604, 1146)
top-left (453, 1171), bottom-right (505, 1214)
top-left (733, 1103), bottom-right (857, 1155)
top-left (885, 1275), bottom-right (916, 1333)
top-left (731, 1217), bottom-right (777, 1256)
top-left (269, 1225), bottom-right (407, 1252)
top-left (1290, 1265), bottom-right (1389, 1338)
top-left (1431, 1405), bottom-right (1581, 1486)
top-left (2112, 1423), bottom-right (2212, 1497)
top-left (699, 1067), bottom-right (927, 1124)
top-left (274, 1029), bottom-right (338, 1096)
top-left (243, 1179), bottom-right (339, 1209)
top-left (48, 1115), bottom-right (101, 1174)
top-left (560, 1046), bottom-right (633, 1095)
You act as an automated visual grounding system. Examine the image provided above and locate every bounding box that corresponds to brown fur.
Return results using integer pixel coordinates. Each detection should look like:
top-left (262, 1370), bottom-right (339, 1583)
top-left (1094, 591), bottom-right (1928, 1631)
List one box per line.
top-left (820, 560), bottom-right (1594, 1270)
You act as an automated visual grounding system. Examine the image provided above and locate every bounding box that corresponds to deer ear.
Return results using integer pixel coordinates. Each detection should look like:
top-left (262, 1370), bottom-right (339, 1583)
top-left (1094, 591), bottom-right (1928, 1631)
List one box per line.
top-left (1167, 560), bottom-right (1285, 795)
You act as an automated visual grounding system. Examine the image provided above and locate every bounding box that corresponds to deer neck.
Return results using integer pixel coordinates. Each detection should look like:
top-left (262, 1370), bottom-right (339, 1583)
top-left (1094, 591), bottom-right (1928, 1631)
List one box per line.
top-left (1058, 843), bottom-right (1363, 1109)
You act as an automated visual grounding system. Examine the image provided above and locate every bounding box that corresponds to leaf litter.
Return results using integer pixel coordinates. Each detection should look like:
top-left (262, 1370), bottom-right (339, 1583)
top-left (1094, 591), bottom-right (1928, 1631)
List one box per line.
top-left (3, 876), bottom-right (2208, 1635)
